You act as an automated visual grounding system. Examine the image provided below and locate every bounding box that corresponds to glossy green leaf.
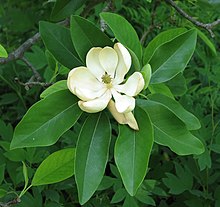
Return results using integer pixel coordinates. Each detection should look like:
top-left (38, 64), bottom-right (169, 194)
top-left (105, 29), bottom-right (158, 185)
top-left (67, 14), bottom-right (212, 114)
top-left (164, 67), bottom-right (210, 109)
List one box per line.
top-left (70, 15), bottom-right (113, 62)
top-left (143, 28), bottom-right (187, 64)
top-left (51, 0), bottom-right (86, 21)
top-left (75, 112), bottom-right (111, 204)
top-left (141, 64), bottom-right (151, 90)
top-left (148, 93), bottom-right (201, 130)
top-left (138, 99), bottom-right (204, 155)
top-left (40, 80), bottom-right (68, 99)
top-left (100, 12), bottom-right (142, 61)
top-left (111, 188), bottom-right (127, 203)
top-left (0, 44), bottom-right (8, 58)
top-left (128, 48), bottom-right (141, 72)
top-left (10, 90), bottom-right (82, 149)
top-left (166, 73), bottom-right (187, 96)
top-left (39, 21), bottom-right (82, 69)
top-left (32, 148), bottom-right (75, 186)
top-left (115, 107), bottom-right (153, 196)
top-left (148, 83), bottom-right (174, 99)
top-left (149, 29), bottom-right (197, 84)
top-left (197, 28), bottom-right (216, 55)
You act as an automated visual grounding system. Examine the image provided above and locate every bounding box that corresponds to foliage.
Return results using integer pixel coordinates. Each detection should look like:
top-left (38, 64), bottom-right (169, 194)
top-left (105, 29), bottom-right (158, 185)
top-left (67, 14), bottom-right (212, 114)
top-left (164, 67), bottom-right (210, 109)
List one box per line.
top-left (0, 0), bottom-right (220, 207)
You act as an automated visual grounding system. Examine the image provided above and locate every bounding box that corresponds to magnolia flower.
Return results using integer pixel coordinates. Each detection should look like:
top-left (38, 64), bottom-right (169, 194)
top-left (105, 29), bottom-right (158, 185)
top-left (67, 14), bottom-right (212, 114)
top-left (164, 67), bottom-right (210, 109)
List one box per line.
top-left (67, 43), bottom-right (144, 130)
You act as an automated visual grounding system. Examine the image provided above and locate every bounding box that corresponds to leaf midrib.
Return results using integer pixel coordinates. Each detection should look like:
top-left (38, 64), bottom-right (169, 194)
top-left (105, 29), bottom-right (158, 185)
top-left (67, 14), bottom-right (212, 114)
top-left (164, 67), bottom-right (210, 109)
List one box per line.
top-left (45, 26), bottom-right (78, 60)
top-left (153, 32), bottom-right (195, 73)
top-left (33, 152), bottom-right (74, 185)
top-left (17, 102), bottom-right (79, 143)
top-left (83, 113), bottom-right (102, 190)
top-left (154, 124), bottom-right (198, 151)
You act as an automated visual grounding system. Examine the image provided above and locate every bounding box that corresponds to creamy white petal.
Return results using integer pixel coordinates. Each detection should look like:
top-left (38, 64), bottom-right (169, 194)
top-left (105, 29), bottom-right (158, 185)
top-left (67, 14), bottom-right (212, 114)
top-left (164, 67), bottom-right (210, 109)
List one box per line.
top-left (124, 112), bottom-right (139, 130)
top-left (99, 46), bottom-right (118, 78)
top-left (111, 89), bottom-right (135, 113)
top-left (74, 87), bottom-right (107, 102)
top-left (107, 100), bottom-right (127, 124)
top-left (67, 67), bottom-right (105, 101)
top-left (114, 72), bottom-right (145, 96)
top-left (78, 90), bottom-right (112, 113)
top-left (113, 43), bottom-right (131, 84)
top-left (86, 47), bottom-right (105, 81)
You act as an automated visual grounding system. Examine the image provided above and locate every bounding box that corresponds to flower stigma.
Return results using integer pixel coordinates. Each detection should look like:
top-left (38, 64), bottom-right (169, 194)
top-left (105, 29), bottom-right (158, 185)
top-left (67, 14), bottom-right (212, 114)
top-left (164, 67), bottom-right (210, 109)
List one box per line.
top-left (101, 72), bottom-right (112, 88)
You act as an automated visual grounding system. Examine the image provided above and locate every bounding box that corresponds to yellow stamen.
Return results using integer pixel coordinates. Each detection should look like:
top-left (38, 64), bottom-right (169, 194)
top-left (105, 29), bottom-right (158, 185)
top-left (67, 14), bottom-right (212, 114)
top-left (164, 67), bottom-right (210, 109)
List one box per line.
top-left (101, 73), bottom-right (112, 84)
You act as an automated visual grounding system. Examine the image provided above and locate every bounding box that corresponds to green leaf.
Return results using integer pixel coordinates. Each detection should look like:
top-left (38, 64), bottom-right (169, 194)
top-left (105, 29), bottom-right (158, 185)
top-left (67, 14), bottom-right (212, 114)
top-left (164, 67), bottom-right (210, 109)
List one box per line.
top-left (115, 107), bottom-right (153, 196)
top-left (143, 28), bottom-right (187, 64)
top-left (22, 161), bottom-right (29, 189)
top-left (3, 148), bottom-right (26, 162)
top-left (39, 21), bottom-right (82, 69)
top-left (97, 176), bottom-right (114, 190)
top-left (40, 80), bottom-right (68, 99)
top-left (148, 93), bottom-right (201, 130)
top-left (138, 99), bottom-right (204, 155)
top-left (10, 90), bottom-right (82, 149)
top-left (70, 15), bottom-right (113, 62)
top-left (123, 195), bottom-right (139, 207)
top-left (197, 149), bottom-right (211, 171)
top-left (197, 28), bottom-right (216, 55)
top-left (75, 112), bottom-right (111, 204)
top-left (111, 188), bottom-right (127, 203)
top-left (141, 64), bottom-right (151, 90)
top-left (128, 48), bottom-right (141, 72)
top-left (149, 29), bottom-right (197, 84)
top-left (100, 12), bottom-right (142, 61)
top-left (0, 44), bottom-right (8, 58)
top-left (148, 83), bottom-right (174, 99)
top-left (162, 163), bottom-right (193, 194)
top-left (135, 187), bottom-right (155, 206)
top-left (0, 164), bottom-right (5, 185)
top-left (0, 189), bottom-right (7, 198)
top-left (32, 148), bottom-right (75, 186)
top-left (51, 0), bottom-right (86, 21)
top-left (166, 73), bottom-right (187, 96)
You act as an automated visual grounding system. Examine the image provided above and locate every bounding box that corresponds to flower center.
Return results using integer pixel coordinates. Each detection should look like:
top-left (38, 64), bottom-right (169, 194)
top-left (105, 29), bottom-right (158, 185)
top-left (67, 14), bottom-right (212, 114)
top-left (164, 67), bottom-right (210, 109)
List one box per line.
top-left (101, 73), bottom-right (112, 84)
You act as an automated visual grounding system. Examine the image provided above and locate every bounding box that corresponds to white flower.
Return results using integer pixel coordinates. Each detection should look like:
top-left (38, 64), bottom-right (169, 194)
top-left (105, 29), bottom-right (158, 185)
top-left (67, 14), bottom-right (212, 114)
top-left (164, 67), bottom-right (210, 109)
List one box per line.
top-left (67, 43), bottom-right (145, 130)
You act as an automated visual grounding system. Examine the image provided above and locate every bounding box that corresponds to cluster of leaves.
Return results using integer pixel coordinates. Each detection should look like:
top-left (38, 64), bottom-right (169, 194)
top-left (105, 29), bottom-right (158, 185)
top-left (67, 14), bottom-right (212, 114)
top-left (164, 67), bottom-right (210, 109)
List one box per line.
top-left (0, 0), bottom-right (220, 207)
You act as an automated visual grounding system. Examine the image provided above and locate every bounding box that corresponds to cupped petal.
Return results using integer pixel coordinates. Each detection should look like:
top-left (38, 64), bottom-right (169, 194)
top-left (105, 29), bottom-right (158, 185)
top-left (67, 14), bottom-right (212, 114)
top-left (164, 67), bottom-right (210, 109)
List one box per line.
top-left (67, 66), bottom-right (106, 101)
top-left (107, 100), bottom-right (127, 124)
top-left (107, 100), bottom-right (139, 130)
top-left (99, 46), bottom-right (118, 78)
top-left (86, 47), bottom-right (105, 81)
top-left (78, 90), bottom-right (112, 113)
top-left (113, 43), bottom-right (131, 84)
top-left (124, 112), bottom-right (139, 130)
top-left (111, 89), bottom-right (135, 113)
top-left (114, 72), bottom-right (145, 96)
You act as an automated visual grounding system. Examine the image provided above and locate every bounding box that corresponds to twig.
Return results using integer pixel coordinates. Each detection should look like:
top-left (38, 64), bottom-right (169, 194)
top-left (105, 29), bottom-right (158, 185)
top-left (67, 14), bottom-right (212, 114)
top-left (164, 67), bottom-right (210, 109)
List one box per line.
top-left (0, 33), bottom-right (41, 64)
top-left (0, 197), bottom-right (21, 207)
top-left (165, 0), bottom-right (220, 37)
top-left (14, 78), bottom-right (52, 90)
top-left (140, 0), bottom-right (160, 44)
top-left (100, 0), bottom-right (113, 32)
top-left (21, 57), bottom-right (42, 81)
top-left (81, 0), bottom-right (105, 18)
top-left (0, 18), bottom-right (70, 65)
